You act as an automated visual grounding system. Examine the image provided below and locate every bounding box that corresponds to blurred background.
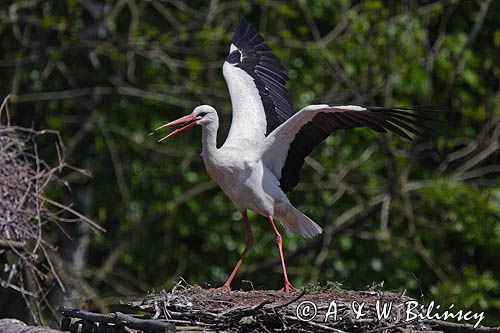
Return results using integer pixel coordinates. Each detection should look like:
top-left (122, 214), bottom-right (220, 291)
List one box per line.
top-left (0, 0), bottom-right (499, 327)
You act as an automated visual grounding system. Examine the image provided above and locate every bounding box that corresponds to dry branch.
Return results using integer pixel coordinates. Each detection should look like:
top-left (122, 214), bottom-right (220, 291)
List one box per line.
top-left (60, 308), bottom-right (175, 333)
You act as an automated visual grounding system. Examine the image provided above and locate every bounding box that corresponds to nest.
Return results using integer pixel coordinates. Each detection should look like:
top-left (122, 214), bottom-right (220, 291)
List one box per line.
top-left (132, 282), bottom-right (427, 332)
top-left (0, 122), bottom-right (61, 242)
top-left (60, 280), bottom-right (450, 332)
top-left (0, 95), bottom-right (101, 322)
top-left (60, 279), bottom-right (499, 332)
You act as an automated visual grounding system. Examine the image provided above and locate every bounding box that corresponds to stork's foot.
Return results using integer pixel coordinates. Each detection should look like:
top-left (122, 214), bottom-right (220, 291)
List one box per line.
top-left (216, 284), bottom-right (231, 292)
top-left (280, 281), bottom-right (297, 292)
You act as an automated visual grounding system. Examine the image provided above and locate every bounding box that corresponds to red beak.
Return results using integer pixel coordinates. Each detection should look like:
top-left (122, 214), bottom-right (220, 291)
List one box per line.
top-left (155, 114), bottom-right (197, 142)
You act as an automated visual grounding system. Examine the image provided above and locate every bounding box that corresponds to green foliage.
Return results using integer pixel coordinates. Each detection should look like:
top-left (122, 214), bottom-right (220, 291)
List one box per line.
top-left (304, 281), bottom-right (344, 293)
top-left (366, 280), bottom-right (385, 291)
top-left (431, 266), bottom-right (500, 312)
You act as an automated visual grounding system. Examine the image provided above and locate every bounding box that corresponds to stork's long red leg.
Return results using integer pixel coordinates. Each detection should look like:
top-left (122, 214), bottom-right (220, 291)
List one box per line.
top-left (219, 211), bottom-right (254, 291)
top-left (267, 216), bottom-right (297, 292)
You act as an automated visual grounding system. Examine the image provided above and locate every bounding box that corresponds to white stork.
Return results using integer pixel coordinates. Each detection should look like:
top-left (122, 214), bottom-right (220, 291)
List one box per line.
top-left (155, 17), bottom-right (435, 292)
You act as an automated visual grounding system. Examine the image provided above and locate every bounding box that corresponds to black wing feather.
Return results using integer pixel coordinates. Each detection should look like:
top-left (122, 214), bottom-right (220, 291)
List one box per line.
top-left (279, 106), bottom-right (438, 192)
top-left (227, 17), bottom-right (293, 135)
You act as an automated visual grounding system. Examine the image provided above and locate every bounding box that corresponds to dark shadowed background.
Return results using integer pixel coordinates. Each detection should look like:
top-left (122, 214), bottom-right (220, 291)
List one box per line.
top-left (0, 0), bottom-right (498, 326)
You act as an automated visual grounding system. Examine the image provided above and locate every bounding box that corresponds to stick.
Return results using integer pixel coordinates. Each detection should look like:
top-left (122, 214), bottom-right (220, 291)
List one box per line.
top-left (0, 239), bottom-right (25, 249)
top-left (61, 308), bottom-right (175, 333)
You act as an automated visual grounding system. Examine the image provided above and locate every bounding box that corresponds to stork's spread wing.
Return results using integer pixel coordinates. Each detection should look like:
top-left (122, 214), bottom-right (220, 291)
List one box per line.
top-left (264, 105), bottom-right (438, 192)
top-left (223, 17), bottom-right (293, 145)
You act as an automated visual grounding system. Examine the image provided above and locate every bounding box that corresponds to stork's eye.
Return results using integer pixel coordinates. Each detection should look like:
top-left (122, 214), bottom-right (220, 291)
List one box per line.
top-left (198, 112), bottom-right (208, 117)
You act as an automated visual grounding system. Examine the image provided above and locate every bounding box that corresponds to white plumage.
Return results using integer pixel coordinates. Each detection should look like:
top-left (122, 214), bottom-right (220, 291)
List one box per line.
top-left (155, 18), bottom-right (434, 292)
top-left (195, 104), bottom-right (322, 238)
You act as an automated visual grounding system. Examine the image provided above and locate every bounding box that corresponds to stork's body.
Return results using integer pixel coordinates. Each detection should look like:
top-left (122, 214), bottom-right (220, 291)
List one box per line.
top-left (204, 148), bottom-right (279, 217)
top-left (193, 107), bottom-right (323, 239)
top-left (155, 18), bottom-right (435, 291)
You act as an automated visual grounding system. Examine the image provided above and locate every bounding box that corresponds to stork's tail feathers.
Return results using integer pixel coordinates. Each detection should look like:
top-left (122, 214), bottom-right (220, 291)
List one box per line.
top-left (275, 205), bottom-right (322, 238)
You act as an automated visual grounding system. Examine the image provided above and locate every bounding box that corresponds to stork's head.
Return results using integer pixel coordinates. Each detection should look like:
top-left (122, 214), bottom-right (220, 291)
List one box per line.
top-left (191, 105), bottom-right (217, 126)
top-left (154, 105), bottom-right (217, 142)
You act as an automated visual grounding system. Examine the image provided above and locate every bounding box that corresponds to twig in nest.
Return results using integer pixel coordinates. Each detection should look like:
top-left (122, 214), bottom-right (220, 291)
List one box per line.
top-left (272, 289), bottom-right (306, 310)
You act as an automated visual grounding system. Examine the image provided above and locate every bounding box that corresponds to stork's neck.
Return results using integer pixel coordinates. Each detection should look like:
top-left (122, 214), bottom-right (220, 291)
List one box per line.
top-left (201, 118), bottom-right (219, 158)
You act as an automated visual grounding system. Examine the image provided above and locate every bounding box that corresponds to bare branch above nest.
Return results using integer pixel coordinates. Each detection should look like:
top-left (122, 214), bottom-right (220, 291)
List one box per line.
top-left (0, 95), bottom-right (11, 126)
